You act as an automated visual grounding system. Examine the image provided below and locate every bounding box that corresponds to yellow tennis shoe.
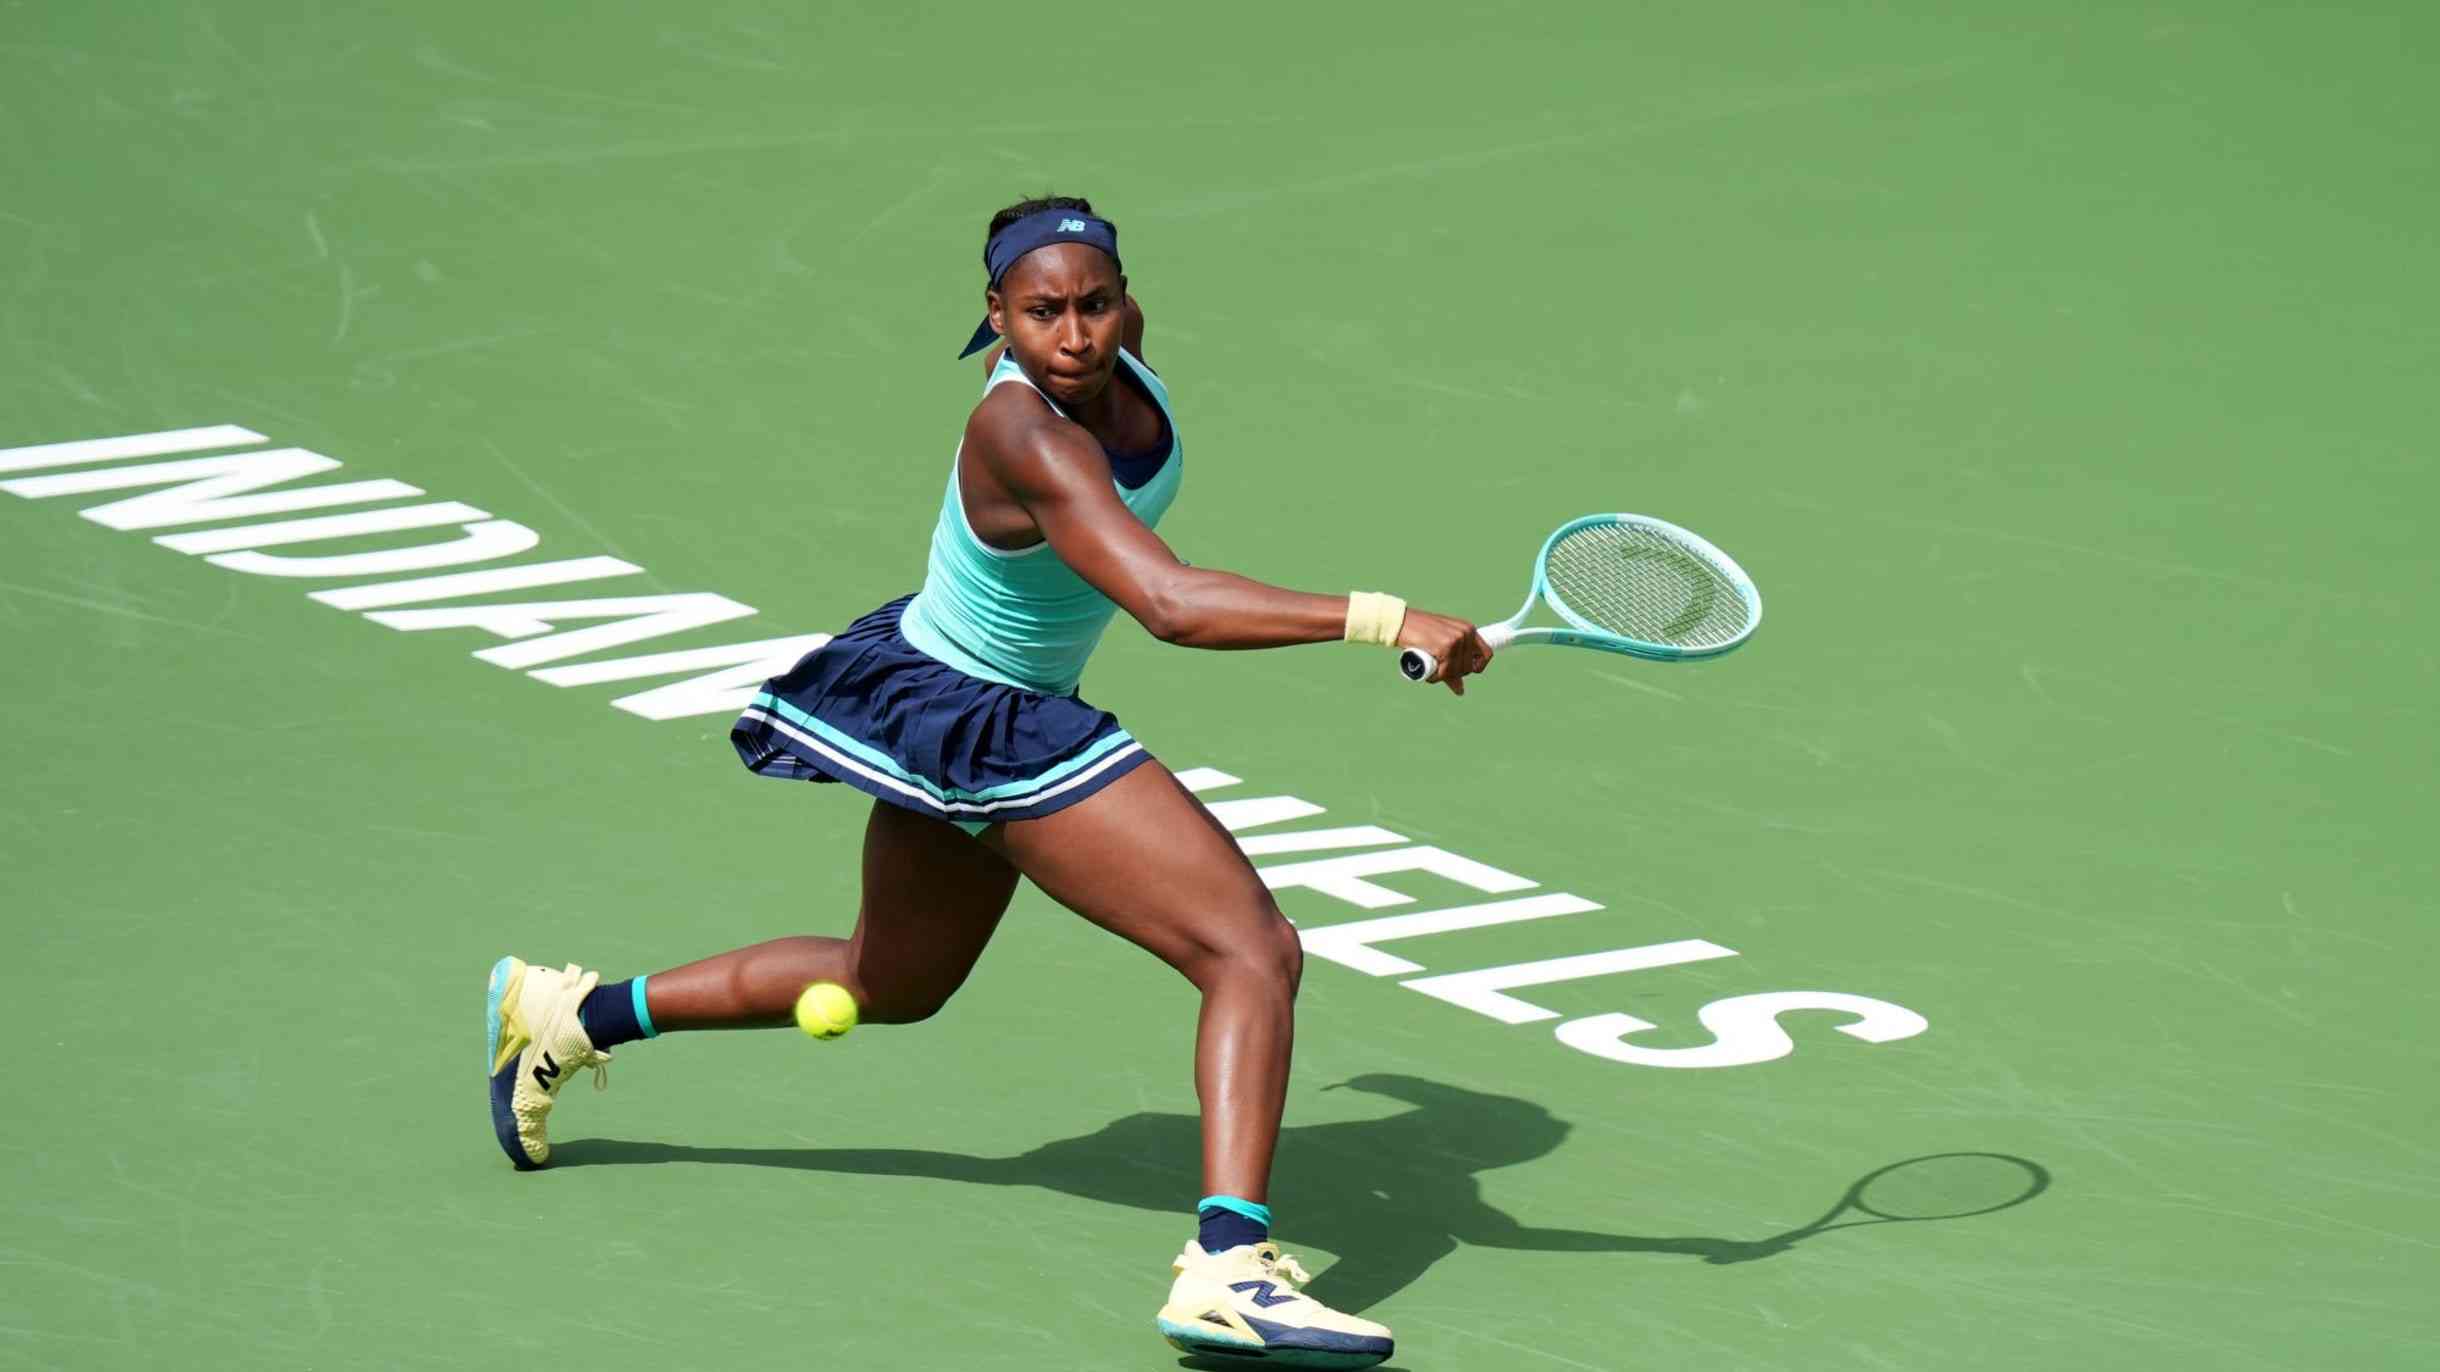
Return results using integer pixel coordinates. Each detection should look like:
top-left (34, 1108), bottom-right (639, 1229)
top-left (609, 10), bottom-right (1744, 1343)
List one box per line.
top-left (1156, 1240), bottom-right (1394, 1369)
top-left (484, 956), bottom-right (611, 1170)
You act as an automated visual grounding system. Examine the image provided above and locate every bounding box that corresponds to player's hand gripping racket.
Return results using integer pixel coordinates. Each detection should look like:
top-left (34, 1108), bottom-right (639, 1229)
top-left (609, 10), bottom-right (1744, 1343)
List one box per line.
top-left (1400, 513), bottom-right (1763, 682)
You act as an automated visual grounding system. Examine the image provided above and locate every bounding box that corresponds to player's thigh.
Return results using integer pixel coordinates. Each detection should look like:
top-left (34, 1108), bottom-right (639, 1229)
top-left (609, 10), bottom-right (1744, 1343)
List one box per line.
top-left (986, 762), bottom-right (1297, 981)
top-left (852, 799), bottom-right (1021, 1011)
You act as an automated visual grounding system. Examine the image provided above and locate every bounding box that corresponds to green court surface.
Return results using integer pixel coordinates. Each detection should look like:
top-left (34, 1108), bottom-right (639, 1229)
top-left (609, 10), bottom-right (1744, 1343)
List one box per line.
top-left (4, 4), bottom-right (2434, 1369)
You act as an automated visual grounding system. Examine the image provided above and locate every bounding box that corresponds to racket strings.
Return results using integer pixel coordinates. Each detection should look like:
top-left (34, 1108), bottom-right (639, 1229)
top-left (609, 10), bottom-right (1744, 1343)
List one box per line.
top-left (1542, 523), bottom-right (1754, 649)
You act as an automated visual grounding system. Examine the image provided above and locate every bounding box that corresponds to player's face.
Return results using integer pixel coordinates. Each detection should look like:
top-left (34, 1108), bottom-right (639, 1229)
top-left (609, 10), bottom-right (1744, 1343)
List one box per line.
top-left (988, 244), bottom-right (1125, 408)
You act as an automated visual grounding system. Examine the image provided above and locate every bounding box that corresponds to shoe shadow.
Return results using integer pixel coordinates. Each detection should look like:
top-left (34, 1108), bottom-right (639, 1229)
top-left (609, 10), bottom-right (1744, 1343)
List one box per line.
top-left (555, 1072), bottom-right (2050, 1314)
top-left (1175, 1361), bottom-right (1419, 1372)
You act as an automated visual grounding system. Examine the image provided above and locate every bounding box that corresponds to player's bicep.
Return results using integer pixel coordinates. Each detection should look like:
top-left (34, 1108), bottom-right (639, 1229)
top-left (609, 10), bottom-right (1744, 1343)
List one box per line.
top-left (998, 433), bottom-right (1183, 620)
top-left (1029, 476), bottom-right (1186, 616)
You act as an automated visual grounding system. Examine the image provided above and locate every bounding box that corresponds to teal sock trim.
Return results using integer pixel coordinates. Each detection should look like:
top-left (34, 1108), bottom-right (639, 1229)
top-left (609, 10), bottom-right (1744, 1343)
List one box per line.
top-left (1197, 1195), bottom-right (1271, 1227)
top-left (632, 974), bottom-right (657, 1039)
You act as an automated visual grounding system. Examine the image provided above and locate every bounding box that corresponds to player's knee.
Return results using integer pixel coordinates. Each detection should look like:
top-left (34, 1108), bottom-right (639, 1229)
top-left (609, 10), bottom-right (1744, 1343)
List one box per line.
top-left (870, 994), bottom-right (951, 1025)
top-left (888, 996), bottom-right (952, 1025)
top-left (1265, 912), bottom-right (1305, 996)
top-left (861, 979), bottom-right (958, 1025)
top-left (1169, 888), bottom-right (1301, 998)
top-left (1212, 907), bottom-right (1301, 999)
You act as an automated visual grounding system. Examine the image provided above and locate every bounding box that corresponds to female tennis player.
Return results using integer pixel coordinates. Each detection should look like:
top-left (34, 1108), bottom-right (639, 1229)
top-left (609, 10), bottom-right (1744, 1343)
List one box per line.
top-left (483, 195), bottom-right (1490, 1367)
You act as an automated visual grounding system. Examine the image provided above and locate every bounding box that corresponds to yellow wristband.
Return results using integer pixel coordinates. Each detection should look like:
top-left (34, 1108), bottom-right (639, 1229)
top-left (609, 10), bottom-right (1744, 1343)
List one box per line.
top-left (1344, 591), bottom-right (1408, 647)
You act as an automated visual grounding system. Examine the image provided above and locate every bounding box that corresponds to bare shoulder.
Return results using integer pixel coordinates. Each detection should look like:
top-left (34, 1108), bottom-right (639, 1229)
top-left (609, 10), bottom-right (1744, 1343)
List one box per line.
top-left (964, 384), bottom-right (1102, 495)
top-left (1122, 293), bottom-right (1145, 360)
top-left (961, 382), bottom-right (1035, 471)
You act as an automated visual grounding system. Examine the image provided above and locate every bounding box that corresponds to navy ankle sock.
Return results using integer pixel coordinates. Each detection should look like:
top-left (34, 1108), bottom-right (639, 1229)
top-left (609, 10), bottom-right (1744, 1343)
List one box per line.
top-left (1196, 1196), bottom-right (1271, 1253)
top-left (576, 976), bottom-right (656, 1049)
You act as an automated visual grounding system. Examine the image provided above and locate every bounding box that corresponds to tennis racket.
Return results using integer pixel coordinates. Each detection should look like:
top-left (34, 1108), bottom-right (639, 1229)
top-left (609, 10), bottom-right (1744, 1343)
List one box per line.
top-left (1398, 513), bottom-right (1763, 683)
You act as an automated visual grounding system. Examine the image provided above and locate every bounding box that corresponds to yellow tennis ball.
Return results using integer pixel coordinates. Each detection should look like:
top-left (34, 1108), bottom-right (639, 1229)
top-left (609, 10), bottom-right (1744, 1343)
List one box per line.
top-left (794, 981), bottom-right (858, 1040)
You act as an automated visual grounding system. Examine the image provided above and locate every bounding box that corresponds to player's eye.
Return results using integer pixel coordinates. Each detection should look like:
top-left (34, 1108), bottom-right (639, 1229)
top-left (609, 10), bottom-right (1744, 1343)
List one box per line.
top-left (1027, 305), bottom-right (1056, 320)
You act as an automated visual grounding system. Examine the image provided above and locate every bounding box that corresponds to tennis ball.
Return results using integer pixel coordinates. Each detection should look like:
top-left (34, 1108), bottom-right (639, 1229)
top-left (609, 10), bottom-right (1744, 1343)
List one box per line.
top-left (794, 981), bottom-right (858, 1040)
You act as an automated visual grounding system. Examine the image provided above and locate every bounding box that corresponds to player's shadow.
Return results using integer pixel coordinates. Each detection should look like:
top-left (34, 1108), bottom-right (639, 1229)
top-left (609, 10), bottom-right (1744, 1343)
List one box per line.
top-left (557, 1072), bottom-right (2049, 1314)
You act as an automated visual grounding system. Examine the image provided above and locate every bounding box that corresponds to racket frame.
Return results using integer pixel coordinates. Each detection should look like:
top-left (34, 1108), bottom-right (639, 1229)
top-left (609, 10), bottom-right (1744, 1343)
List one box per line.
top-left (1398, 513), bottom-right (1763, 681)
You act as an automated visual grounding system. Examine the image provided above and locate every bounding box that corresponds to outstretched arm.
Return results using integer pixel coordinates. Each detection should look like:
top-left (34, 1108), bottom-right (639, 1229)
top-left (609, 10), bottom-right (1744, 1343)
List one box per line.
top-left (974, 406), bottom-right (1491, 690)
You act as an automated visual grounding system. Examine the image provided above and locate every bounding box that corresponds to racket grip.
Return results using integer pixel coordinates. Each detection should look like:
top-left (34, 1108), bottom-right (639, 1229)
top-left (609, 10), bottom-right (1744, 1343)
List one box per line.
top-left (1400, 623), bottom-right (1508, 682)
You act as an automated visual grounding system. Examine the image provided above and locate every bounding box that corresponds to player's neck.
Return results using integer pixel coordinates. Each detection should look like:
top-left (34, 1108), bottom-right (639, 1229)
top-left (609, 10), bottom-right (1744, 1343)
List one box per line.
top-left (1064, 368), bottom-right (1145, 443)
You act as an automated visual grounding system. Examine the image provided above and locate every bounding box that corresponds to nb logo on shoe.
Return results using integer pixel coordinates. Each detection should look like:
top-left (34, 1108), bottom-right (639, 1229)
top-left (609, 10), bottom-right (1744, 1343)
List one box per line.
top-left (1058, 218), bottom-right (1087, 232)
top-left (532, 1051), bottom-right (562, 1091)
top-left (1229, 1280), bottom-right (1299, 1309)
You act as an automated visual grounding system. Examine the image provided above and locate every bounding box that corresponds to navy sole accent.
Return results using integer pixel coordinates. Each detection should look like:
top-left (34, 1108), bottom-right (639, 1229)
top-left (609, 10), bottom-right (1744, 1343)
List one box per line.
top-left (488, 1059), bottom-right (541, 1170)
top-left (1158, 1317), bottom-right (1391, 1370)
top-left (1243, 1313), bottom-right (1393, 1362)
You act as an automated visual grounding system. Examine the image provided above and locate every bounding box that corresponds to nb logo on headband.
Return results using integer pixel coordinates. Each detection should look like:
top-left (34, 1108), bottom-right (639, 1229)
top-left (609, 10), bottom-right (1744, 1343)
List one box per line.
top-left (1058, 218), bottom-right (1087, 232)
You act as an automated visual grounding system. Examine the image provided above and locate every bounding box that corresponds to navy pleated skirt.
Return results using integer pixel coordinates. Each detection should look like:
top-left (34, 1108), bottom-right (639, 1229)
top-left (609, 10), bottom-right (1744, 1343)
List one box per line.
top-left (730, 595), bottom-right (1151, 831)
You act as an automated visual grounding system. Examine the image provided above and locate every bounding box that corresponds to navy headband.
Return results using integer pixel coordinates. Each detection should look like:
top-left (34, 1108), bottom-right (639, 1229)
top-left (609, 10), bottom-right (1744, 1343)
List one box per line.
top-left (957, 209), bottom-right (1122, 358)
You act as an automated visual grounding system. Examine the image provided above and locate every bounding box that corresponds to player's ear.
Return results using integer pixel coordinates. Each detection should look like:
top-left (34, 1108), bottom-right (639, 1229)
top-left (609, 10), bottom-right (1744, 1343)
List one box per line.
top-left (985, 288), bottom-right (1006, 339)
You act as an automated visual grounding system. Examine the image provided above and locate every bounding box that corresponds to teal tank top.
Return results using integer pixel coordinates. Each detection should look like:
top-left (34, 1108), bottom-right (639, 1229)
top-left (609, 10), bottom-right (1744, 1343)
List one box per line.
top-left (898, 348), bottom-right (1182, 696)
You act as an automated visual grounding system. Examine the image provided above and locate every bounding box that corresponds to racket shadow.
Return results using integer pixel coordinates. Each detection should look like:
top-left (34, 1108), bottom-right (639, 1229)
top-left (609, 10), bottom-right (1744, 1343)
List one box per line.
top-left (554, 1074), bottom-right (2052, 1313)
